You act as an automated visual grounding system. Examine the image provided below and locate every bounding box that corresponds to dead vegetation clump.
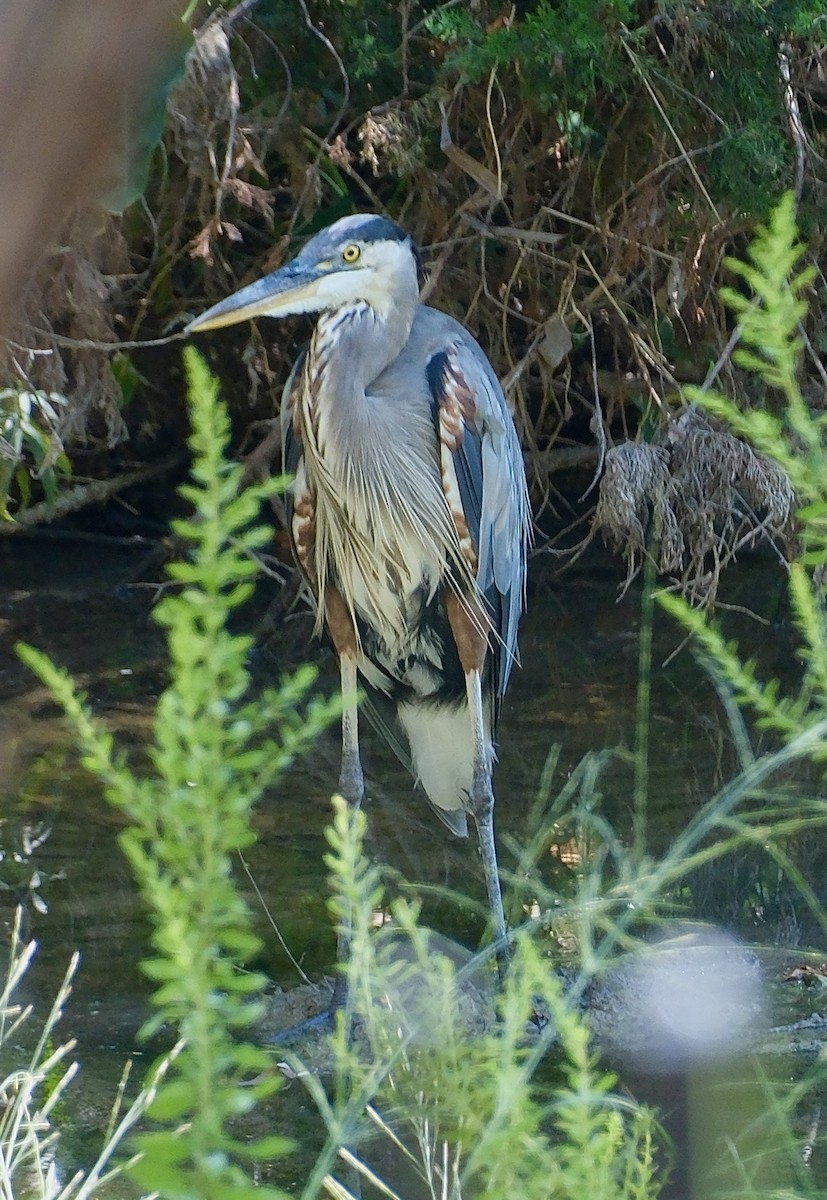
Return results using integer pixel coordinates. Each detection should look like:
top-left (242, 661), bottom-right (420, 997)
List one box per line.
top-left (149, 11), bottom-right (811, 607)
top-left (593, 408), bottom-right (797, 605)
top-left (166, 18), bottom-right (274, 271)
top-left (0, 11), bottom-right (278, 521)
top-left (1, 208), bottom-right (130, 450)
top-left (358, 108), bottom-right (423, 178)
top-left (592, 441), bottom-right (684, 580)
top-left (165, 19), bottom-right (275, 274)
top-left (0, 3), bottom-right (822, 590)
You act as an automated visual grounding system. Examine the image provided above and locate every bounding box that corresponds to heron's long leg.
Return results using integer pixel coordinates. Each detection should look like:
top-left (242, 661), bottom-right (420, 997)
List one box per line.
top-left (464, 667), bottom-right (509, 985)
top-left (324, 586), bottom-right (365, 807)
top-left (324, 587), bottom-right (365, 1012)
top-left (338, 650), bottom-right (365, 806)
top-left (445, 591), bottom-right (509, 984)
top-left (262, 643), bottom-right (363, 1038)
top-left (329, 651), bottom-right (364, 1010)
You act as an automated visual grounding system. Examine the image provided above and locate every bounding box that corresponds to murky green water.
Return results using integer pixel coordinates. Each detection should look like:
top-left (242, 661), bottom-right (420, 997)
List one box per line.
top-left (0, 534), bottom-right (822, 1194)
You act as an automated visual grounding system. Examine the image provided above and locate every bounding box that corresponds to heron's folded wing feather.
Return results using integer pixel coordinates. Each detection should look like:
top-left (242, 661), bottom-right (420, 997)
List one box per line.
top-left (280, 349), bottom-right (306, 528)
top-left (426, 336), bottom-right (529, 710)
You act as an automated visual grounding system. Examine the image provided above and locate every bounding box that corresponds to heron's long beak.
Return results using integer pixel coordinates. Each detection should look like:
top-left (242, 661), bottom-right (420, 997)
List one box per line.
top-left (185, 262), bottom-right (327, 334)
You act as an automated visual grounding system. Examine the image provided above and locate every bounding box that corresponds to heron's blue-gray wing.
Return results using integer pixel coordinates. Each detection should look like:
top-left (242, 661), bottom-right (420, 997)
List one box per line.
top-left (426, 331), bottom-right (529, 716)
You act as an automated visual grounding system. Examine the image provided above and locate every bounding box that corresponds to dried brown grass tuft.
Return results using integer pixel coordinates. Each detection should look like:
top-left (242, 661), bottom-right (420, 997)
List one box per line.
top-left (593, 441), bottom-right (683, 587)
top-left (167, 19), bottom-right (273, 270)
top-left (593, 408), bottom-right (796, 605)
top-left (2, 209), bottom-right (130, 449)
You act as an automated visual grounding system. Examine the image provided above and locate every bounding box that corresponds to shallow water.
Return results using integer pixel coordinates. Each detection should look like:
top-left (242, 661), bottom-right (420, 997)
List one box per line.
top-left (0, 532), bottom-right (822, 1192)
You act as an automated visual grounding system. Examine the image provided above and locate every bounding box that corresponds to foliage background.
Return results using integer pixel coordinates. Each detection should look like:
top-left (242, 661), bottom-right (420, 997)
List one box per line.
top-left (4, 0), bottom-right (826, 565)
top-left (4, 8), bottom-right (827, 1189)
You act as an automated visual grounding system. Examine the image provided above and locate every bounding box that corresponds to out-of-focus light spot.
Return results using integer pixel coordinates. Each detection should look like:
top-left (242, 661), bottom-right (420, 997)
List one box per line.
top-left (590, 926), bottom-right (763, 1072)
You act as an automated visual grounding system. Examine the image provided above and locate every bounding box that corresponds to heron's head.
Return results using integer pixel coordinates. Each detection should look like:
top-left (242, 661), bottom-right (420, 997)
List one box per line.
top-left (185, 213), bottom-right (421, 334)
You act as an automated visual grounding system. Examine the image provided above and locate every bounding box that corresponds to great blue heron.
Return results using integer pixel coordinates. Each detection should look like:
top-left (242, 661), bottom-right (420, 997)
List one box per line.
top-left (186, 213), bottom-right (530, 979)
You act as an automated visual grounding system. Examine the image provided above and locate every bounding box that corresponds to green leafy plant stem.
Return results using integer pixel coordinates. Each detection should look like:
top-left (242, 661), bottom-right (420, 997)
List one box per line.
top-left (18, 348), bottom-right (339, 1199)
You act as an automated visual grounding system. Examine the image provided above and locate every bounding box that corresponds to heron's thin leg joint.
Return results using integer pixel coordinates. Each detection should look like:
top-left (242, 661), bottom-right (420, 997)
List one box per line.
top-left (326, 587), bottom-right (363, 1009)
top-left (325, 586), bottom-right (364, 808)
top-left (334, 653), bottom-right (362, 1012)
top-left (337, 652), bottom-right (364, 807)
top-left (473, 805), bottom-right (509, 985)
top-left (446, 591), bottom-right (506, 955)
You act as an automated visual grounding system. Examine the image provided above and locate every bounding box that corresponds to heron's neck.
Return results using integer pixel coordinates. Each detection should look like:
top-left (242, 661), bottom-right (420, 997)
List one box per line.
top-left (310, 283), bottom-right (417, 405)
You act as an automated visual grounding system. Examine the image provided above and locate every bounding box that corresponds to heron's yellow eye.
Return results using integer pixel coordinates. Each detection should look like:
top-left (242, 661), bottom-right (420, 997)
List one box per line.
top-left (342, 244), bottom-right (361, 263)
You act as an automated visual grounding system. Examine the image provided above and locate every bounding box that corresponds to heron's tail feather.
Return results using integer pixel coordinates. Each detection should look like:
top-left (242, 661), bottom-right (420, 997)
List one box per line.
top-left (397, 701), bottom-right (479, 839)
top-left (359, 688), bottom-right (470, 836)
top-left (425, 795), bottom-right (468, 838)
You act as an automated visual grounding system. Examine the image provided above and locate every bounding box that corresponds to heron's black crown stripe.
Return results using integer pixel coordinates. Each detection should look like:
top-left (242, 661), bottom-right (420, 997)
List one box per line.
top-left (350, 215), bottom-right (410, 245)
